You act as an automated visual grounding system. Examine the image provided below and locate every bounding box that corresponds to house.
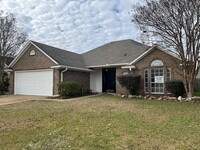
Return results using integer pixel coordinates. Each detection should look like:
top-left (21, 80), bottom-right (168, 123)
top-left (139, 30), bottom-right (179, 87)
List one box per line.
top-left (7, 39), bottom-right (182, 96)
top-left (4, 56), bottom-right (14, 67)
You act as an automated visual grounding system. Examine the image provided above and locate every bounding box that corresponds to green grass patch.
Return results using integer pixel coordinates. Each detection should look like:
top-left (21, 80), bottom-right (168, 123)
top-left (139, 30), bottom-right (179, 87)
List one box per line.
top-left (0, 95), bottom-right (200, 149)
top-left (194, 90), bottom-right (200, 96)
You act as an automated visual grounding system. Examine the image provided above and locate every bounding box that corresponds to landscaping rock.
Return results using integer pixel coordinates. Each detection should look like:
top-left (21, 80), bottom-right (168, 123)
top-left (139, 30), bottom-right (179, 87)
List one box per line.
top-left (128, 95), bottom-right (133, 98)
top-left (178, 96), bottom-right (182, 101)
top-left (185, 97), bottom-right (192, 101)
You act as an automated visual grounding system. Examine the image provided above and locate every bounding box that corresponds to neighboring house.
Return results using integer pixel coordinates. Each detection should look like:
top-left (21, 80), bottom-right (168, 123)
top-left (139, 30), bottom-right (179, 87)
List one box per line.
top-left (197, 71), bottom-right (200, 79)
top-left (7, 39), bottom-right (182, 96)
top-left (3, 56), bottom-right (14, 68)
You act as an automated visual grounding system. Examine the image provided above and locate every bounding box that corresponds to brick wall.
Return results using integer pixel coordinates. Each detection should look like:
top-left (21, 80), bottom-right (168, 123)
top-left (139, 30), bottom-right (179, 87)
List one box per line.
top-left (10, 44), bottom-right (59, 95)
top-left (63, 70), bottom-right (90, 90)
top-left (116, 48), bottom-right (182, 95)
top-left (13, 45), bottom-right (56, 70)
top-left (53, 69), bottom-right (61, 95)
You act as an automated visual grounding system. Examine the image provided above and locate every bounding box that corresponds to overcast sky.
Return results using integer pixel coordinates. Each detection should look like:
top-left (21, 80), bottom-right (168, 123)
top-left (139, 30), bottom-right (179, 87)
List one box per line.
top-left (1, 0), bottom-right (143, 53)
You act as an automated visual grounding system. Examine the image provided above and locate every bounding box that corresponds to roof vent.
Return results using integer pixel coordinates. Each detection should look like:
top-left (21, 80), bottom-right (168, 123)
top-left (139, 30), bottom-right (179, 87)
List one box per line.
top-left (30, 50), bottom-right (36, 56)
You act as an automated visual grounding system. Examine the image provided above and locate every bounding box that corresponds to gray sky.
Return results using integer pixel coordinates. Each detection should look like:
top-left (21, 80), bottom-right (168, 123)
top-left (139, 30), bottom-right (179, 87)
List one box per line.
top-left (1, 0), bottom-right (142, 53)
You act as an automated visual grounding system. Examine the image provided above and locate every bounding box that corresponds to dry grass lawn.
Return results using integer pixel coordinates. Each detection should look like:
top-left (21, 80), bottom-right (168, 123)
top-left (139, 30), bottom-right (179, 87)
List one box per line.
top-left (0, 95), bottom-right (200, 150)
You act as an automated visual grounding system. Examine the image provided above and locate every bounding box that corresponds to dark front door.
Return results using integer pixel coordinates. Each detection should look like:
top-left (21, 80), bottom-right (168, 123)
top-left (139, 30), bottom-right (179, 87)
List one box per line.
top-left (102, 68), bottom-right (116, 93)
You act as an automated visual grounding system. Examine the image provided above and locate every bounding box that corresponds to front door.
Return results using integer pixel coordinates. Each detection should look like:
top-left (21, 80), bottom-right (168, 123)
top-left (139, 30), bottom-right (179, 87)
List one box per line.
top-left (102, 68), bottom-right (116, 93)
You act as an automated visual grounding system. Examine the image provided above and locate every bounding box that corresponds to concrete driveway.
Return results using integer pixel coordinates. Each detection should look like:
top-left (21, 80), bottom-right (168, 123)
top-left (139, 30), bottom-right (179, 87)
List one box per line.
top-left (0, 95), bottom-right (47, 106)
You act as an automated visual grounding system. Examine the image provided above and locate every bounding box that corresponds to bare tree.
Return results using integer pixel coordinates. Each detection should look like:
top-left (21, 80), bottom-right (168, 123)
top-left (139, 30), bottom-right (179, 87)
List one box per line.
top-left (131, 0), bottom-right (200, 99)
top-left (0, 11), bottom-right (28, 94)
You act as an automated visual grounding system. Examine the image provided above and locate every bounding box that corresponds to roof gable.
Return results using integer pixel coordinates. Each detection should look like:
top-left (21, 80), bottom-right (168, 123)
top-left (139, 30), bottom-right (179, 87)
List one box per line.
top-left (129, 45), bottom-right (180, 65)
top-left (31, 41), bottom-right (87, 69)
top-left (9, 41), bottom-right (59, 68)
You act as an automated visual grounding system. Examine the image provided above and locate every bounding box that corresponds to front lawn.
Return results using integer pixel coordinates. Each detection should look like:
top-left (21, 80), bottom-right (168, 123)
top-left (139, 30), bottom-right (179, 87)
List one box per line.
top-left (0, 95), bottom-right (200, 150)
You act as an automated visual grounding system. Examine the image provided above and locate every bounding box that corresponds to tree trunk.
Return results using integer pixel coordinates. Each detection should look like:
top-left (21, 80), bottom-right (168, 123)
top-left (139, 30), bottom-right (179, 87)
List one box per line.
top-left (0, 62), bottom-right (4, 95)
top-left (185, 79), bottom-right (194, 100)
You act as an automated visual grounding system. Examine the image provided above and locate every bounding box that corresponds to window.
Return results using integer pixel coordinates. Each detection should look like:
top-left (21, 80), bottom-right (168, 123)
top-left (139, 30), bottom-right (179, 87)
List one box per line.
top-left (166, 68), bottom-right (171, 81)
top-left (30, 50), bottom-right (36, 56)
top-left (151, 68), bottom-right (164, 94)
top-left (144, 69), bottom-right (149, 93)
top-left (151, 60), bottom-right (163, 67)
top-left (144, 59), bottom-right (171, 94)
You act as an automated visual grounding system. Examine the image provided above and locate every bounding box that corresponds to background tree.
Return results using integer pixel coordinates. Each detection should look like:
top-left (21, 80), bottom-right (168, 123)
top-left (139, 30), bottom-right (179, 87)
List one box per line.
top-left (0, 11), bottom-right (28, 94)
top-left (131, 0), bottom-right (200, 98)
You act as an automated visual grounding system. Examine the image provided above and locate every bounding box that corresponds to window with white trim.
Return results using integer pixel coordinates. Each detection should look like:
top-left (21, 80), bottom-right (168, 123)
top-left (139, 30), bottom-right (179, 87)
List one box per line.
top-left (151, 60), bottom-right (163, 67)
top-left (166, 68), bottom-right (171, 81)
top-left (30, 50), bottom-right (36, 56)
top-left (151, 68), bottom-right (164, 94)
top-left (144, 69), bottom-right (149, 93)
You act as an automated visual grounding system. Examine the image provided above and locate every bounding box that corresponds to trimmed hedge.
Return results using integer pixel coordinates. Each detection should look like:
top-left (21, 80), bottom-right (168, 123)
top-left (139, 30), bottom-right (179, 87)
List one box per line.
top-left (58, 81), bottom-right (82, 98)
top-left (165, 80), bottom-right (185, 97)
top-left (117, 74), bottom-right (141, 95)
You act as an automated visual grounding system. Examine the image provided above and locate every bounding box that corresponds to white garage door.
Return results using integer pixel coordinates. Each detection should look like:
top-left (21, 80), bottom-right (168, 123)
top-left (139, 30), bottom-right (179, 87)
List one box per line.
top-left (15, 70), bottom-right (53, 96)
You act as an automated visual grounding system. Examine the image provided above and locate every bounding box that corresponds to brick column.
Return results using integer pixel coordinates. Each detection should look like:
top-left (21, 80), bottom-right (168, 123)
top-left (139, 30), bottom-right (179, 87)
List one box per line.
top-left (9, 71), bottom-right (14, 95)
top-left (53, 69), bottom-right (60, 95)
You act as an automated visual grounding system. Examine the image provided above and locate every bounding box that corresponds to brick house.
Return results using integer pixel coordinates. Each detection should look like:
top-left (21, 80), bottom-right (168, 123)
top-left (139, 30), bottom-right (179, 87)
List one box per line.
top-left (7, 39), bottom-right (182, 96)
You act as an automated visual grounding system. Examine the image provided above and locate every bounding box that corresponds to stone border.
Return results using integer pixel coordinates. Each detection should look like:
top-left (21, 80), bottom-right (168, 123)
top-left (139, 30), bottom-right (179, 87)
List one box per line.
top-left (113, 94), bottom-right (200, 102)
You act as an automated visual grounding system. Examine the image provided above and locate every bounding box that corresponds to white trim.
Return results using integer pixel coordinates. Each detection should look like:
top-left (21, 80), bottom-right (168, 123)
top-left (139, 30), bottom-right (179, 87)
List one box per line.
top-left (4, 69), bottom-right (13, 72)
top-left (51, 65), bottom-right (93, 72)
top-left (9, 41), bottom-right (32, 67)
top-left (87, 63), bottom-right (128, 68)
top-left (121, 65), bottom-right (136, 71)
top-left (151, 92), bottom-right (164, 95)
top-left (129, 46), bottom-right (156, 65)
top-left (150, 67), bottom-right (165, 94)
top-left (14, 69), bottom-right (53, 73)
top-left (121, 65), bottom-right (136, 69)
top-left (9, 40), bottom-right (58, 68)
top-left (51, 65), bottom-right (66, 69)
top-left (144, 69), bottom-right (149, 94)
top-left (31, 42), bottom-right (58, 64)
top-left (129, 45), bottom-right (181, 65)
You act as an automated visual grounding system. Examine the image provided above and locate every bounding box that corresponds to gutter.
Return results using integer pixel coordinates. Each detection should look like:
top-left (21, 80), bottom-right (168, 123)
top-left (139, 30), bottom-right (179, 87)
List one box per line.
top-left (121, 65), bottom-right (136, 71)
top-left (51, 65), bottom-right (93, 72)
top-left (87, 63), bottom-right (128, 68)
top-left (4, 68), bottom-right (13, 72)
top-left (61, 68), bottom-right (68, 82)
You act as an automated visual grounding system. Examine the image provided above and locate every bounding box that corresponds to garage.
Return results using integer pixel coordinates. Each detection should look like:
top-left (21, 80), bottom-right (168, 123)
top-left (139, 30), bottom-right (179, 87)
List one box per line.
top-left (14, 70), bottom-right (53, 96)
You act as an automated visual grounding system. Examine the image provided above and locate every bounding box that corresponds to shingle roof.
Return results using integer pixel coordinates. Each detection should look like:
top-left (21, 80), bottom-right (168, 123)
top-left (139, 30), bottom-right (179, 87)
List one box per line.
top-left (31, 41), bottom-right (88, 69)
top-left (82, 39), bottom-right (150, 67)
top-left (30, 39), bottom-right (150, 69)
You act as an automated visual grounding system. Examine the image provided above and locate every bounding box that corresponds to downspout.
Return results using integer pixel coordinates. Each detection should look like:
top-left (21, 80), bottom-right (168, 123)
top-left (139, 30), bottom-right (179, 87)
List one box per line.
top-left (61, 68), bottom-right (68, 82)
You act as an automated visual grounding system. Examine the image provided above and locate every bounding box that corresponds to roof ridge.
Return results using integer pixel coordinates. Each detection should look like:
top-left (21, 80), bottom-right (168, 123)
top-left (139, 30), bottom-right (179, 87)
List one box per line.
top-left (82, 39), bottom-right (148, 55)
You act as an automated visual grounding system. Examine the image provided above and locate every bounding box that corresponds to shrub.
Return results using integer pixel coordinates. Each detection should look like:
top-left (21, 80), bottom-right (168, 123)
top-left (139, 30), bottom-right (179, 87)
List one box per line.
top-left (117, 74), bottom-right (141, 95)
top-left (165, 80), bottom-right (185, 97)
top-left (0, 72), bottom-right (9, 95)
top-left (58, 81), bottom-right (82, 98)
